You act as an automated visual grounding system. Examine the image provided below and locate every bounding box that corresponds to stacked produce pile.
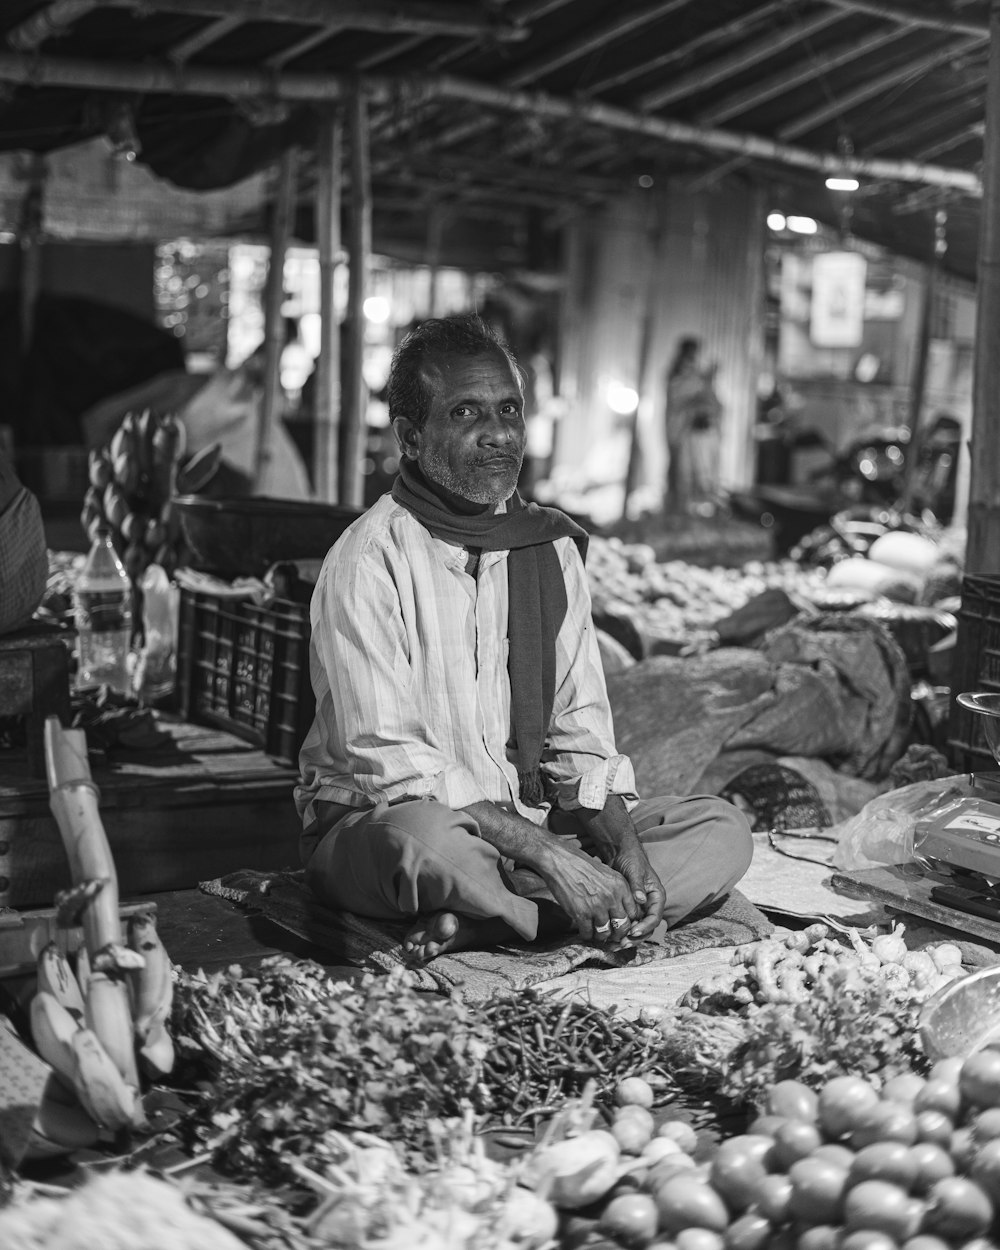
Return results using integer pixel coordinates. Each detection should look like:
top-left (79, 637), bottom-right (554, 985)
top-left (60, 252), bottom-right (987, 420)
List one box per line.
top-left (586, 537), bottom-right (827, 652)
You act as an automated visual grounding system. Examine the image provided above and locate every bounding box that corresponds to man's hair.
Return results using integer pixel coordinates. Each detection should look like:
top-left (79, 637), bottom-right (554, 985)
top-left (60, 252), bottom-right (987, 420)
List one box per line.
top-left (386, 313), bottom-right (521, 430)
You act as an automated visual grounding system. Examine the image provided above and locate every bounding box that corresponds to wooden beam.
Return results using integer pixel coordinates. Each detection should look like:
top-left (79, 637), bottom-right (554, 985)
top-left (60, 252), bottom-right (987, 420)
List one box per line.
top-left (99, 0), bottom-right (527, 40)
top-left (698, 26), bottom-right (909, 126)
top-left (425, 0), bottom-right (577, 71)
top-left (778, 35), bottom-right (983, 139)
top-left (504, 0), bottom-right (695, 88)
top-left (314, 110), bottom-right (342, 504)
top-left (967, 0), bottom-right (1000, 573)
top-left (824, 0), bottom-right (988, 38)
top-left (168, 16), bottom-right (241, 64)
top-left (342, 82), bottom-right (370, 510)
top-left (583, 0), bottom-right (785, 97)
top-left (639, 8), bottom-right (846, 112)
top-left (0, 54), bottom-right (982, 197)
top-left (6, 0), bottom-right (96, 52)
top-left (862, 73), bottom-right (988, 153)
top-left (266, 27), bottom-right (343, 70)
top-left (430, 74), bottom-right (984, 194)
top-left (255, 147), bottom-right (297, 492)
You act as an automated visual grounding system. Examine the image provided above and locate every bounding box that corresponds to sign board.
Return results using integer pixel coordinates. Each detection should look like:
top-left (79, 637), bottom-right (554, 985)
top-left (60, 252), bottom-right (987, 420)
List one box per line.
top-left (810, 251), bottom-right (868, 348)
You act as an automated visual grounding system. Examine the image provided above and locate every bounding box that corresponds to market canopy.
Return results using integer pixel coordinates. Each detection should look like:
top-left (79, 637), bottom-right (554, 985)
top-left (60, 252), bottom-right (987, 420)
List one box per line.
top-left (0, 0), bottom-right (990, 282)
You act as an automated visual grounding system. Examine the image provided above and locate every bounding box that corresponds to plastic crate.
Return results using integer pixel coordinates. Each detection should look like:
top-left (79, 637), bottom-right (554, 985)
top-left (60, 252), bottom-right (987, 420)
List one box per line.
top-left (177, 589), bottom-right (314, 767)
top-left (947, 573), bottom-right (1000, 773)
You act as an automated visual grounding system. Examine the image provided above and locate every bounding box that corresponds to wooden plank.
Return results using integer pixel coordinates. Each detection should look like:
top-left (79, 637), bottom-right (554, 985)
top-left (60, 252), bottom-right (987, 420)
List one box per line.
top-left (968, 0), bottom-right (1000, 574)
top-left (315, 108), bottom-right (343, 503)
top-left (830, 866), bottom-right (1000, 949)
top-left (255, 146), bottom-right (297, 490)
top-left (341, 81), bottom-right (370, 509)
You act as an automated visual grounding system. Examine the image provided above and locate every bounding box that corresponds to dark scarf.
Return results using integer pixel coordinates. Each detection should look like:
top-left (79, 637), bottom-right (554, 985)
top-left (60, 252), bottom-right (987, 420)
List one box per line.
top-left (392, 459), bottom-right (588, 805)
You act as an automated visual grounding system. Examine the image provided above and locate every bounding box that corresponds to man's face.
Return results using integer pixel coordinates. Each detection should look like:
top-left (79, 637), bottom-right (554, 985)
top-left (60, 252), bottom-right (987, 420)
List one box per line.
top-left (396, 348), bottom-right (526, 508)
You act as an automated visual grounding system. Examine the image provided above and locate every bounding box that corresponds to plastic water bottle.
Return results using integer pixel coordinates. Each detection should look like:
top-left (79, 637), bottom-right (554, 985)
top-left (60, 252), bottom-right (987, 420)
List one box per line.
top-left (73, 528), bottom-right (134, 695)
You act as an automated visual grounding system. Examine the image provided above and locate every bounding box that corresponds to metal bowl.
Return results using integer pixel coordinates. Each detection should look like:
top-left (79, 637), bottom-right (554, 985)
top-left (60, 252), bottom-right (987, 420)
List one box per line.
top-left (919, 966), bottom-right (1000, 1061)
top-left (956, 692), bottom-right (1000, 767)
top-left (174, 495), bottom-right (364, 578)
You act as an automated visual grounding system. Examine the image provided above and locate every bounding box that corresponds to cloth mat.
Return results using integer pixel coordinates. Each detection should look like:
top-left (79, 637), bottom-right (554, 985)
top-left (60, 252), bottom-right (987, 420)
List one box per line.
top-left (199, 870), bottom-right (772, 1005)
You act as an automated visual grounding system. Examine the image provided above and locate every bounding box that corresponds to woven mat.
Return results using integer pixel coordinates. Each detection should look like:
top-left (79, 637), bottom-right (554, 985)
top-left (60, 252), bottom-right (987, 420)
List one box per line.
top-left (199, 870), bottom-right (772, 1005)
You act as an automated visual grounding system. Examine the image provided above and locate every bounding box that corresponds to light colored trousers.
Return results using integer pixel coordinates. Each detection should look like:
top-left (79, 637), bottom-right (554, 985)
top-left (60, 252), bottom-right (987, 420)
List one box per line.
top-left (301, 794), bottom-right (753, 943)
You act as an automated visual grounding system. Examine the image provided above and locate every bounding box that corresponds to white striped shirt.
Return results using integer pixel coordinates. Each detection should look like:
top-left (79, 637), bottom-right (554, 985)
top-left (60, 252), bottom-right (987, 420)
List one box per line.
top-left (294, 492), bottom-right (637, 829)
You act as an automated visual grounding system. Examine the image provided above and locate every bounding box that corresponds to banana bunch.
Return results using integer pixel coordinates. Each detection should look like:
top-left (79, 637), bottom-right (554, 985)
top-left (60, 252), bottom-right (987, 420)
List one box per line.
top-left (81, 409), bottom-right (186, 580)
top-left (26, 912), bottom-right (175, 1156)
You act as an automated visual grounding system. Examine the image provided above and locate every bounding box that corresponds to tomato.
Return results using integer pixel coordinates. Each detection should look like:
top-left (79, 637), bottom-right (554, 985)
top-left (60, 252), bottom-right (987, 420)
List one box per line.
top-left (675, 1231), bottom-right (725, 1250)
top-left (658, 1120), bottom-right (699, 1154)
top-left (615, 1076), bottom-right (655, 1109)
top-left (746, 1114), bottom-right (786, 1139)
top-left (787, 1156), bottom-right (849, 1225)
top-left (971, 1106), bottom-right (1000, 1142)
top-left (722, 1212), bottom-right (771, 1250)
top-left (811, 1143), bottom-right (856, 1170)
top-left (900, 1237), bottom-right (951, 1250)
top-left (848, 1140), bottom-right (919, 1191)
top-left (906, 1141), bottom-right (955, 1194)
top-left (915, 1110), bottom-right (954, 1147)
top-left (843, 1179), bottom-right (921, 1240)
top-left (839, 1233), bottom-right (897, 1250)
top-left (923, 1176), bottom-right (994, 1240)
top-left (653, 1177), bottom-right (730, 1234)
top-left (613, 1114), bottom-right (654, 1155)
top-left (969, 1136), bottom-right (1000, 1203)
top-left (915, 1077), bottom-right (963, 1121)
top-left (849, 1098), bottom-right (918, 1149)
top-left (709, 1136), bottom-right (773, 1213)
top-left (772, 1119), bottom-right (823, 1169)
top-left (600, 1192), bottom-right (659, 1247)
top-left (882, 1073), bottom-right (928, 1106)
top-left (616, 1104), bottom-right (657, 1133)
top-left (647, 1156), bottom-right (699, 1190)
top-left (767, 1080), bottom-right (819, 1123)
top-left (960, 1050), bottom-right (1000, 1109)
top-left (928, 1056), bottom-right (964, 1086)
top-left (643, 1138), bottom-right (685, 1166)
top-left (818, 1076), bottom-right (881, 1141)
top-left (751, 1172), bottom-right (793, 1223)
top-left (795, 1226), bottom-right (841, 1250)
top-left (950, 1126), bottom-right (978, 1171)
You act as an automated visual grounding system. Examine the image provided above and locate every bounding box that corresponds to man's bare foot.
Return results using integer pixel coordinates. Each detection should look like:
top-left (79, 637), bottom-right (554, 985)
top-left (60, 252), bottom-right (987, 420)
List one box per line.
top-left (402, 911), bottom-right (515, 964)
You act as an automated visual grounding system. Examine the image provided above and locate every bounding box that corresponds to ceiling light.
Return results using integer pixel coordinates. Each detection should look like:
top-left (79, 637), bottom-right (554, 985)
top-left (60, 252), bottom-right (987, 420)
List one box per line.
top-left (767, 212), bottom-right (787, 231)
top-left (786, 216), bottom-right (818, 234)
top-left (605, 380), bottom-right (639, 415)
top-left (826, 175), bottom-right (860, 192)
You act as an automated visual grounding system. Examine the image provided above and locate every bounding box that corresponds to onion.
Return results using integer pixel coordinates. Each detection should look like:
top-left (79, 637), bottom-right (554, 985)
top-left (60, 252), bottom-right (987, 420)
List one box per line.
top-left (499, 1187), bottom-right (558, 1248)
top-left (527, 1129), bottom-right (622, 1209)
top-left (870, 934), bottom-right (907, 965)
top-left (929, 943), bottom-right (963, 972)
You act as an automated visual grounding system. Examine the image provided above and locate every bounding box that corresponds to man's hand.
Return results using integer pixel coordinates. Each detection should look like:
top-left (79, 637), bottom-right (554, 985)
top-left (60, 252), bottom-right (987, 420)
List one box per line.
top-left (581, 796), bottom-right (666, 942)
top-left (532, 840), bottom-right (640, 944)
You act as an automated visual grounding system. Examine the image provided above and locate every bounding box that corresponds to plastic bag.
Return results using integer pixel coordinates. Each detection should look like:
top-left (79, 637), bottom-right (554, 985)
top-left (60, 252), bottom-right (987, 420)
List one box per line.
top-left (831, 774), bottom-right (975, 871)
top-left (134, 564), bottom-right (180, 704)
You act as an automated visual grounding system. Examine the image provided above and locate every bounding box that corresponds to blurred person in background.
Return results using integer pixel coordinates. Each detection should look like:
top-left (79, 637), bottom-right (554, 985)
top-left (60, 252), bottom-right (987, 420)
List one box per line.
top-left (0, 451), bottom-right (48, 635)
top-left (664, 336), bottom-right (723, 516)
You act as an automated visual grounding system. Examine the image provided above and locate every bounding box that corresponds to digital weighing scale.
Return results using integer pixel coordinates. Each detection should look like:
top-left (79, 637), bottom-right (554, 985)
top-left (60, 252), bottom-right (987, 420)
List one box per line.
top-left (912, 692), bottom-right (1000, 922)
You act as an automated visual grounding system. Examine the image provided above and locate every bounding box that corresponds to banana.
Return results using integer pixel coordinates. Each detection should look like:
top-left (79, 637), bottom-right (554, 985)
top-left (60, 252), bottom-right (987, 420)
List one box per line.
top-left (84, 970), bottom-right (141, 1093)
top-left (75, 942), bottom-right (92, 999)
top-left (138, 1017), bottom-right (176, 1079)
top-left (30, 990), bottom-right (83, 1084)
top-left (31, 1074), bottom-right (101, 1153)
top-left (127, 912), bottom-right (174, 1042)
top-left (71, 1028), bottom-right (136, 1133)
top-left (36, 941), bottom-right (85, 1019)
top-left (93, 942), bottom-right (146, 974)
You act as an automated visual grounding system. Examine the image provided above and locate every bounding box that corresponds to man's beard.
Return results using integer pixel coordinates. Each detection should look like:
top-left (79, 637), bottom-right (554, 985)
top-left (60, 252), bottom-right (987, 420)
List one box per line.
top-left (420, 447), bottom-right (523, 506)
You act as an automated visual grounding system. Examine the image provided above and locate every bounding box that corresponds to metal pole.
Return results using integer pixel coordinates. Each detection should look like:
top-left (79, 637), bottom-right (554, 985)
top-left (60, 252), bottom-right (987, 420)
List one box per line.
top-left (968, 1), bottom-right (1000, 572)
top-left (341, 80), bottom-right (370, 508)
top-left (255, 147), bottom-right (297, 492)
top-left (315, 110), bottom-right (342, 503)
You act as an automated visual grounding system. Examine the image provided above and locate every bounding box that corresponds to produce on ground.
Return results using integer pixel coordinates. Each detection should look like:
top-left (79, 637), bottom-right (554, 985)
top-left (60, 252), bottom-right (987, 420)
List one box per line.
top-left (681, 924), bottom-right (965, 1015)
top-left (80, 408), bottom-right (185, 580)
top-left (586, 536), bottom-right (827, 649)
